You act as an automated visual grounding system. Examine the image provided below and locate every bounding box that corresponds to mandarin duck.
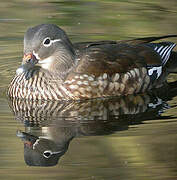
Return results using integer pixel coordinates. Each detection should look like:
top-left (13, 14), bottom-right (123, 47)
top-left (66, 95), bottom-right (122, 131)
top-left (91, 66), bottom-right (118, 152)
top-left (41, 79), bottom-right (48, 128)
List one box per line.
top-left (8, 24), bottom-right (177, 100)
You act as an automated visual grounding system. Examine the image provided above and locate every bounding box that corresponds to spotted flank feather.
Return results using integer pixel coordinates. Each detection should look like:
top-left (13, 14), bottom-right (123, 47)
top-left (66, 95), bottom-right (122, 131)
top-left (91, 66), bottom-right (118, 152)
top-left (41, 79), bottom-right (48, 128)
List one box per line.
top-left (146, 42), bottom-right (176, 83)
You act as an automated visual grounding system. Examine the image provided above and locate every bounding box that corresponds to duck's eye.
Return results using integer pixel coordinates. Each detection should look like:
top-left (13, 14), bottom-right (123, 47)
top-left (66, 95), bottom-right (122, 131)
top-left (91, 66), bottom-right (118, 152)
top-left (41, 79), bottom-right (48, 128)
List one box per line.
top-left (43, 37), bottom-right (51, 47)
top-left (43, 150), bottom-right (52, 158)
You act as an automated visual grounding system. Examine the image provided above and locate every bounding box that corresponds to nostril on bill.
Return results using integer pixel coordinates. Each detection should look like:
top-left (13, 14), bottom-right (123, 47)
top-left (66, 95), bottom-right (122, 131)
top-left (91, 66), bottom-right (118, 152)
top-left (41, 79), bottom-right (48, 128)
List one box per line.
top-left (27, 57), bottom-right (38, 65)
top-left (27, 58), bottom-right (34, 64)
top-left (27, 59), bottom-right (31, 63)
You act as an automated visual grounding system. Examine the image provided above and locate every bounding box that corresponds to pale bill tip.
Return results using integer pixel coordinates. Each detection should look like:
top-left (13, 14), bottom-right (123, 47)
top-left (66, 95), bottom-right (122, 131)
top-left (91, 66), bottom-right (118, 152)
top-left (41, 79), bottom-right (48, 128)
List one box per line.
top-left (16, 66), bottom-right (25, 75)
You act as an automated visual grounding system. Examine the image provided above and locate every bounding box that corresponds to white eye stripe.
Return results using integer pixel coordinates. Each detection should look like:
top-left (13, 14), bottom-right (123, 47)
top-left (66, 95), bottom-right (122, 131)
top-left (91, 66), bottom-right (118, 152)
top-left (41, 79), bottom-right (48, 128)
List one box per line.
top-left (51, 39), bottom-right (61, 43)
top-left (43, 150), bottom-right (62, 158)
top-left (43, 37), bottom-right (61, 47)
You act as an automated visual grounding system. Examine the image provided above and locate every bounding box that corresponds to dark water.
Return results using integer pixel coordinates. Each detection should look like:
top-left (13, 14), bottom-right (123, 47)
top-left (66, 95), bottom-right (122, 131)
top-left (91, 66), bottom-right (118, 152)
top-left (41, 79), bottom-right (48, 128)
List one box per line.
top-left (0, 0), bottom-right (177, 179)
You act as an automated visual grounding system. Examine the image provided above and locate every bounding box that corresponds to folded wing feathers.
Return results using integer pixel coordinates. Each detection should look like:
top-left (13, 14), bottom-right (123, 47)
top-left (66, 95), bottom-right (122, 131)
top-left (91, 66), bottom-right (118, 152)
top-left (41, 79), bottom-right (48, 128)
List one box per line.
top-left (146, 42), bottom-right (176, 66)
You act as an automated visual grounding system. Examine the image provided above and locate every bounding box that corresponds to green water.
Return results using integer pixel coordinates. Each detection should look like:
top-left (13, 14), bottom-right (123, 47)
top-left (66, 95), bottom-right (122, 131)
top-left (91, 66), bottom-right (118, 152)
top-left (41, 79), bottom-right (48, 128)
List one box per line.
top-left (0, 0), bottom-right (177, 179)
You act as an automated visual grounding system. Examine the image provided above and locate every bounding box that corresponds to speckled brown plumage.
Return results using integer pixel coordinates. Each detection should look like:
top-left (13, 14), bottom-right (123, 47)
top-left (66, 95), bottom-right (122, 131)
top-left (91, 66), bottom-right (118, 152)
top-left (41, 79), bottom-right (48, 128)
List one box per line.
top-left (8, 66), bottom-right (151, 100)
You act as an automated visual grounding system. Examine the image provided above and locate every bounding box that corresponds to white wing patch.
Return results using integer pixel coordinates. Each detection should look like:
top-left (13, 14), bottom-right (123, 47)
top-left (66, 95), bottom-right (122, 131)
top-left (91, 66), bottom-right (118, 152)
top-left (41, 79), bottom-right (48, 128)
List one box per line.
top-left (148, 66), bottom-right (162, 79)
top-left (147, 65), bottom-right (162, 83)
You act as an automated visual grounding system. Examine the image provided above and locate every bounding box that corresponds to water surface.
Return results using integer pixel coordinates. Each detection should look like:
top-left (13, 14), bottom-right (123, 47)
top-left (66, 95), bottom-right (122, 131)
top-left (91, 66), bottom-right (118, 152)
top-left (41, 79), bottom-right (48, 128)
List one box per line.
top-left (0, 0), bottom-right (177, 180)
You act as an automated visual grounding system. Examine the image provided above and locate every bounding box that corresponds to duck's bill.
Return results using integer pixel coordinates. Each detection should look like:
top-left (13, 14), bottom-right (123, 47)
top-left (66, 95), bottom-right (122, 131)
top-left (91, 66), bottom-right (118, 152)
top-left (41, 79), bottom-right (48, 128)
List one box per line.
top-left (16, 130), bottom-right (39, 148)
top-left (23, 53), bottom-right (38, 65)
top-left (16, 53), bottom-right (39, 76)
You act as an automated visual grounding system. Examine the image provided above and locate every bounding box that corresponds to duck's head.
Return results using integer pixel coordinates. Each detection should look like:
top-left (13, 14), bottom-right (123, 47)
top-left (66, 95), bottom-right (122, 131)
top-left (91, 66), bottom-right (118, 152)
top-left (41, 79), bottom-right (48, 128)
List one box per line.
top-left (19, 24), bottom-right (76, 77)
top-left (16, 130), bottom-right (68, 167)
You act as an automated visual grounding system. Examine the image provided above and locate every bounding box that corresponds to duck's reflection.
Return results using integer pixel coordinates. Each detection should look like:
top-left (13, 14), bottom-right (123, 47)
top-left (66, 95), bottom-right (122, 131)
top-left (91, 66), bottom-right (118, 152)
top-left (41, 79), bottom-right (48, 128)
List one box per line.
top-left (8, 82), bottom-right (177, 166)
top-left (16, 129), bottom-right (72, 167)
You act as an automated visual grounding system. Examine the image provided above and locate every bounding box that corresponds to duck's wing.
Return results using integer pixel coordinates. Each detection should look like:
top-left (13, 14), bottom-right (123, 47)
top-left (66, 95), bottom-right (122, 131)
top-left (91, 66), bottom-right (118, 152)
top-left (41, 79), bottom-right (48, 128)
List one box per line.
top-left (70, 42), bottom-right (176, 90)
top-left (73, 43), bottom-right (168, 76)
top-left (73, 35), bottom-right (177, 75)
top-left (74, 44), bottom-right (143, 77)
